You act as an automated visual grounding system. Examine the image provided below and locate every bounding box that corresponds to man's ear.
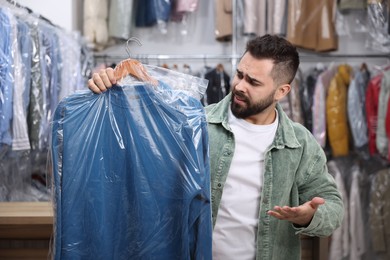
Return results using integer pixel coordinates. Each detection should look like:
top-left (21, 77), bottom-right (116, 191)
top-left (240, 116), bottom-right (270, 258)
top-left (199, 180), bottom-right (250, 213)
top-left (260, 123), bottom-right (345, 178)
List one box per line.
top-left (275, 84), bottom-right (291, 101)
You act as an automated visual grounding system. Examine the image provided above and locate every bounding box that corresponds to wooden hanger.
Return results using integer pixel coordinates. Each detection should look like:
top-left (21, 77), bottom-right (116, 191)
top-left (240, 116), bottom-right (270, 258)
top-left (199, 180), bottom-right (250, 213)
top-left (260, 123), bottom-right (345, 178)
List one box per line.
top-left (114, 37), bottom-right (157, 85)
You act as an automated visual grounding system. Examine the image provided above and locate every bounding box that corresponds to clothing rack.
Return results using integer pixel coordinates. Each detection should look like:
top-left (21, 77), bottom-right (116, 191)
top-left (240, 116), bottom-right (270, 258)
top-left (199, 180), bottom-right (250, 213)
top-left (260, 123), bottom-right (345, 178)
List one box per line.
top-left (4, 0), bottom-right (58, 28)
top-left (94, 52), bottom-right (390, 64)
top-left (94, 53), bottom-right (240, 62)
top-left (299, 52), bottom-right (390, 60)
top-left (5, 0), bottom-right (33, 13)
top-left (94, 53), bottom-right (240, 76)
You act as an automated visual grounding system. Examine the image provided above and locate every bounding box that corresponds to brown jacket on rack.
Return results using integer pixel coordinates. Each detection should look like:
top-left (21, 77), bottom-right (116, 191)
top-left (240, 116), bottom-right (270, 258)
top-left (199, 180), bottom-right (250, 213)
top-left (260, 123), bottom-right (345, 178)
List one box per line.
top-left (214, 0), bottom-right (232, 41)
top-left (287, 0), bottom-right (338, 52)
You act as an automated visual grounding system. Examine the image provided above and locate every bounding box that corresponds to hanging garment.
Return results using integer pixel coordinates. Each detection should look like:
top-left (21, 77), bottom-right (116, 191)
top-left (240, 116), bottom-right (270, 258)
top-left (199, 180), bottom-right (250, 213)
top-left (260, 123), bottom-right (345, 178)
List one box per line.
top-left (108, 0), bottom-right (134, 40)
top-left (57, 30), bottom-right (84, 100)
top-left (204, 66), bottom-right (230, 105)
top-left (243, 0), bottom-right (266, 36)
top-left (299, 67), bottom-right (324, 132)
top-left (328, 161), bottom-right (350, 260)
top-left (369, 168), bottom-right (390, 259)
top-left (27, 24), bottom-right (44, 152)
top-left (386, 93), bottom-right (390, 160)
top-left (267, 0), bottom-right (287, 35)
top-left (366, 74), bottom-right (382, 155)
top-left (287, 0), bottom-right (338, 52)
top-left (326, 64), bottom-right (352, 157)
top-left (135, 0), bottom-right (172, 27)
top-left (175, 0), bottom-right (199, 13)
top-left (0, 8), bottom-right (14, 148)
top-left (376, 70), bottom-right (390, 158)
top-left (11, 18), bottom-right (33, 151)
top-left (83, 0), bottom-right (109, 47)
top-left (51, 77), bottom-right (212, 259)
top-left (349, 165), bottom-right (366, 260)
top-left (312, 65), bottom-right (337, 148)
top-left (214, 0), bottom-right (232, 41)
top-left (279, 68), bottom-right (304, 124)
top-left (347, 66), bottom-right (370, 149)
top-left (243, 0), bottom-right (286, 37)
top-left (366, 1), bottom-right (390, 52)
top-left (171, 0), bottom-right (199, 21)
top-left (38, 22), bottom-right (62, 152)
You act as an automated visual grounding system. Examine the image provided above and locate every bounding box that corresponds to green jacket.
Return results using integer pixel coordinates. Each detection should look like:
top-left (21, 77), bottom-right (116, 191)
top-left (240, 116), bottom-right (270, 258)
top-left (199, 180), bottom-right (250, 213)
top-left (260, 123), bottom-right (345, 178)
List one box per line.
top-left (205, 93), bottom-right (343, 260)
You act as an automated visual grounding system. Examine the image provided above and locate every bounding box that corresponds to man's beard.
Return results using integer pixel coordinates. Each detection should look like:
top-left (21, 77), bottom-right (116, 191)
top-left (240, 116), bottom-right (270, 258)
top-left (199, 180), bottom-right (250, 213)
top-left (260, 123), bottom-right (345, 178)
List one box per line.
top-left (230, 89), bottom-right (275, 119)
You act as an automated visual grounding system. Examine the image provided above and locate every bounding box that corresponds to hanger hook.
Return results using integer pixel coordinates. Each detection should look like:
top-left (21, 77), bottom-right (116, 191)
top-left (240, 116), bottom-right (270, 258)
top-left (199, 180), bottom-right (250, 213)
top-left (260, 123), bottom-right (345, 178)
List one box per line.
top-left (126, 37), bottom-right (142, 58)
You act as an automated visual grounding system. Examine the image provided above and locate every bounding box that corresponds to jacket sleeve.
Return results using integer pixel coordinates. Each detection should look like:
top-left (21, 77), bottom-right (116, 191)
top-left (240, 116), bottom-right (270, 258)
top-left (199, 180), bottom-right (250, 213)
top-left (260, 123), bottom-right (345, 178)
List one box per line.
top-left (293, 138), bottom-right (344, 237)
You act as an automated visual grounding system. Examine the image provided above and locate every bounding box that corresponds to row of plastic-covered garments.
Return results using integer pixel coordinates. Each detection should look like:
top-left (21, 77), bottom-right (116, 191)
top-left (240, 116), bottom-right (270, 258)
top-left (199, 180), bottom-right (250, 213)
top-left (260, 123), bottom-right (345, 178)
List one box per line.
top-left (272, 61), bottom-right (390, 259)
top-left (278, 61), bottom-right (390, 260)
top-left (325, 154), bottom-right (390, 260)
top-left (279, 62), bottom-right (390, 162)
top-left (0, 2), bottom-right (93, 202)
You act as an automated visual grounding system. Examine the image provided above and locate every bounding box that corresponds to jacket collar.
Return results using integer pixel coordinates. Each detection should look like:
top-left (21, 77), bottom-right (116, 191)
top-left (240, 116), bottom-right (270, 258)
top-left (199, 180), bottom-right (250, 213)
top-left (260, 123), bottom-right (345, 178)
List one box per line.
top-left (206, 93), bottom-right (301, 149)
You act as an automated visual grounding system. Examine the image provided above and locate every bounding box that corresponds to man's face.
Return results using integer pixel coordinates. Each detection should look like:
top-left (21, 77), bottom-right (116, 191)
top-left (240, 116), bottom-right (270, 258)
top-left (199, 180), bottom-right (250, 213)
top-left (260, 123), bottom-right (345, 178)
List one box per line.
top-left (230, 52), bottom-right (278, 120)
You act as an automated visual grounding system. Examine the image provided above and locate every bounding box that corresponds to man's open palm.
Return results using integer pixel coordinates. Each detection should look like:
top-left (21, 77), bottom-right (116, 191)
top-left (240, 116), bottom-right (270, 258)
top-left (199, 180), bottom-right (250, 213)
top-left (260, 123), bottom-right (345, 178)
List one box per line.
top-left (267, 197), bottom-right (325, 227)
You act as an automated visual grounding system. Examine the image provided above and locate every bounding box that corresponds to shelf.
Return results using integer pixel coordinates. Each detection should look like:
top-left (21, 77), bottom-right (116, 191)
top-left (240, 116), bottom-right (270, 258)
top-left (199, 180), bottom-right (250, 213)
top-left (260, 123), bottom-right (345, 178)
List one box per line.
top-left (0, 202), bottom-right (53, 239)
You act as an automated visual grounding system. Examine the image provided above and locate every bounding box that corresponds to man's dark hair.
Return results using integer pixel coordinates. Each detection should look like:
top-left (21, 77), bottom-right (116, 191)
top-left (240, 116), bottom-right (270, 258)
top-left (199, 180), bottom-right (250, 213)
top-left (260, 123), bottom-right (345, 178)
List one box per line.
top-left (245, 34), bottom-right (300, 86)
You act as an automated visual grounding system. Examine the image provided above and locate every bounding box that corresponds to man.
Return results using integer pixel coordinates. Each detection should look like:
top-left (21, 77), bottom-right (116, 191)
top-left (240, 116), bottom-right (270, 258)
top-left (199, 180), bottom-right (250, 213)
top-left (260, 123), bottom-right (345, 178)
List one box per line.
top-left (88, 34), bottom-right (343, 260)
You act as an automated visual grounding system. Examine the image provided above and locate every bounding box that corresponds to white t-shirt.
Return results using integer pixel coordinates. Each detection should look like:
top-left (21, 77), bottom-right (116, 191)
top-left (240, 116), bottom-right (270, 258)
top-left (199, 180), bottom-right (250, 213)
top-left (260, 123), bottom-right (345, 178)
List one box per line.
top-left (212, 108), bottom-right (278, 260)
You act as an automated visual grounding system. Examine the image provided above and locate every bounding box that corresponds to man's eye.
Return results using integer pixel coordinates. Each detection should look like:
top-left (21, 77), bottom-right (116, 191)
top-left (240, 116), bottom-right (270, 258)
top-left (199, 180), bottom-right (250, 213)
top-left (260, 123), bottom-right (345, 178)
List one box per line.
top-left (248, 79), bottom-right (256, 85)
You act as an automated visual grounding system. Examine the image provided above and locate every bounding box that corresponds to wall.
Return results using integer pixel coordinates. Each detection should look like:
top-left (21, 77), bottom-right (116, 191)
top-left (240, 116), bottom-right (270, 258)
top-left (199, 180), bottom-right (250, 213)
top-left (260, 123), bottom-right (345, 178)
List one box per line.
top-left (98, 1), bottom-right (237, 75)
top-left (15, 0), bottom-right (83, 33)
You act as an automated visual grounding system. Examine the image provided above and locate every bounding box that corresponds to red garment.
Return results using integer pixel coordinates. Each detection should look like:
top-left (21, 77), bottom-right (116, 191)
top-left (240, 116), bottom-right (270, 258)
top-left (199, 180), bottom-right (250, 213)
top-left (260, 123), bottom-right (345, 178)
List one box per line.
top-left (386, 94), bottom-right (390, 160)
top-left (365, 74), bottom-right (382, 155)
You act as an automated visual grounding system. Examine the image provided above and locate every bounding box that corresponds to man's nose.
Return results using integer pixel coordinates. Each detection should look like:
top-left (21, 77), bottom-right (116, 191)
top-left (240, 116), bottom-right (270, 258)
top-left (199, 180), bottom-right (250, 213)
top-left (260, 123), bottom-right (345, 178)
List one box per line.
top-left (233, 79), bottom-right (247, 92)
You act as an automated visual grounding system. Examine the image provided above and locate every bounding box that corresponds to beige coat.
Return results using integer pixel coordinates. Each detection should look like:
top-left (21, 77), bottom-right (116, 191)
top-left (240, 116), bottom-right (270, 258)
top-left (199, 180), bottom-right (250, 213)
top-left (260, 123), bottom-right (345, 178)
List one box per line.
top-left (214, 0), bottom-right (232, 41)
top-left (84, 0), bottom-right (109, 48)
top-left (287, 0), bottom-right (338, 52)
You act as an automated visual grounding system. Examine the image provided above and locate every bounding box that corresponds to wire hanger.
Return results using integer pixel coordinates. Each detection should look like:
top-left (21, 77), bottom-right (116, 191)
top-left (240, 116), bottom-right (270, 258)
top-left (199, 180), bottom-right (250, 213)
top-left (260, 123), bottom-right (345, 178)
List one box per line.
top-left (113, 37), bottom-right (157, 85)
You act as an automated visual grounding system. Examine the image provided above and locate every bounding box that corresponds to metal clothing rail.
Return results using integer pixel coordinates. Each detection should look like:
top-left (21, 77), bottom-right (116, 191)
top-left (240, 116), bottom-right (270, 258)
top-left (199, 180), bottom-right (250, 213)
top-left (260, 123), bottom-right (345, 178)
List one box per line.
top-left (93, 53), bottom-right (240, 61)
top-left (94, 52), bottom-right (390, 62)
top-left (299, 52), bottom-right (390, 59)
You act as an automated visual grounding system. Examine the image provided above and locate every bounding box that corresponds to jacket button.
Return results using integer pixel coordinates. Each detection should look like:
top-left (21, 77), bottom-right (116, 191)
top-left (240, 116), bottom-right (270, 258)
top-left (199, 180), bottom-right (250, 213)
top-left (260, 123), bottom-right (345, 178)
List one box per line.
top-left (217, 183), bottom-right (222, 187)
